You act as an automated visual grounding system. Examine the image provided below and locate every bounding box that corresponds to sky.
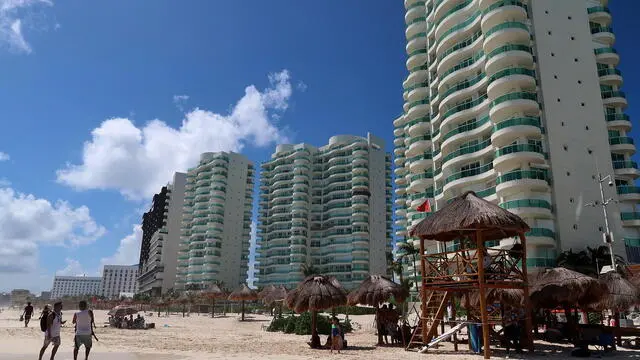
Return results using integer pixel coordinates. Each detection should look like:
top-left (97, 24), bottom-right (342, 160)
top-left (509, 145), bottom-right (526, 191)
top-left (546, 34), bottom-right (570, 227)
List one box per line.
top-left (0, 1), bottom-right (637, 293)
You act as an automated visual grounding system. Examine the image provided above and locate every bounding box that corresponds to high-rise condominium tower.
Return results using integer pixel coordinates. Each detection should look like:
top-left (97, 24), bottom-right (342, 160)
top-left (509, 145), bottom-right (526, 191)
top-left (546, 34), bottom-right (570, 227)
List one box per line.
top-left (257, 134), bottom-right (393, 289)
top-left (137, 172), bottom-right (186, 296)
top-left (176, 152), bottom-right (254, 290)
top-left (395, 0), bottom-right (638, 267)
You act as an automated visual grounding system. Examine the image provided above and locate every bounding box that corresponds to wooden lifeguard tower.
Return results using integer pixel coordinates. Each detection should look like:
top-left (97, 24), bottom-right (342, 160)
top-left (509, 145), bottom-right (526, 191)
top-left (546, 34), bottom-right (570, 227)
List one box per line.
top-left (406, 191), bottom-right (534, 359)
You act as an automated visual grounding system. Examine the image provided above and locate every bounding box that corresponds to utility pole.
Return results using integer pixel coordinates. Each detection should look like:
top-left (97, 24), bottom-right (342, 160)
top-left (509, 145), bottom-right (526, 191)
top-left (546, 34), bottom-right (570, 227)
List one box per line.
top-left (585, 173), bottom-right (617, 272)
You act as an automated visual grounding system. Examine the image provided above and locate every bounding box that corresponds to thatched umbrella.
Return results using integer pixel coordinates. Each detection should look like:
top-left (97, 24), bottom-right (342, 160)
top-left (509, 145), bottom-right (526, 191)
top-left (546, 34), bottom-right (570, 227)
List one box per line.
top-left (201, 284), bottom-right (226, 318)
top-left (285, 275), bottom-right (347, 349)
top-left (228, 284), bottom-right (258, 321)
top-left (409, 191), bottom-right (531, 359)
top-left (258, 285), bottom-right (277, 301)
top-left (347, 274), bottom-right (409, 345)
top-left (530, 267), bottom-right (605, 308)
top-left (462, 288), bottom-right (524, 308)
top-left (590, 271), bottom-right (639, 312)
top-left (264, 285), bottom-right (288, 317)
top-left (174, 292), bottom-right (190, 317)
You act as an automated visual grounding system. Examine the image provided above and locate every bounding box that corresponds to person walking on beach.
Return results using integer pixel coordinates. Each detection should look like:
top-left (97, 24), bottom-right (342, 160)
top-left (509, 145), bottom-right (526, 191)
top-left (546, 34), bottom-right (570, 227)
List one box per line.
top-left (39, 302), bottom-right (65, 360)
top-left (23, 301), bottom-right (34, 327)
top-left (73, 300), bottom-right (95, 360)
top-left (330, 317), bottom-right (342, 354)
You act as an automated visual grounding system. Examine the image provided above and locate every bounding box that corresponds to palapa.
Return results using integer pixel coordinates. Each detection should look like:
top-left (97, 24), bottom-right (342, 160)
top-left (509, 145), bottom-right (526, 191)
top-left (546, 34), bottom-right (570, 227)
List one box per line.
top-left (263, 285), bottom-right (287, 305)
top-left (590, 271), bottom-right (639, 312)
top-left (530, 267), bottom-right (605, 308)
top-left (258, 285), bottom-right (277, 301)
top-left (462, 288), bottom-right (524, 308)
top-left (201, 284), bottom-right (226, 318)
top-left (285, 275), bottom-right (347, 349)
top-left (347, 274), bottom-right (408, 306)
top-left (228, 284), bottom-right (258, 321)
top-left (409, 191), bottom-right (530, 242)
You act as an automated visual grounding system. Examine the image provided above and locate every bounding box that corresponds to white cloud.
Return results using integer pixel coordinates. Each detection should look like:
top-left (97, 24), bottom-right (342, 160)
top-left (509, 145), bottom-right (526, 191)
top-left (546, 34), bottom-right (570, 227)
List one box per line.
top-left (0, 178), bottom-right (10, 187)
top-left (0, 186), bottom-right (106, 274)
top-left (173, 94), bottom-right (189, 112)
top-left (56, 258), bottom-right (87, 276)
top-left (0, 151), bottom-right (9, 161)
top-left (296, 81), bottom-right (307, 92)
top-left (0, 0), bottom-right (53, 54)
top-left (57, 70), bottom-right (295, 200)
top-left (100, 225), bottom-right (142, 267)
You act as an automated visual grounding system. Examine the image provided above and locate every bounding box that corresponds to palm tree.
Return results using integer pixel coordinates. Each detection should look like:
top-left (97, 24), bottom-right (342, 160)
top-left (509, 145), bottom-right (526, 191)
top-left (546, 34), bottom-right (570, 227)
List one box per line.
top-left (557, 246), bottom-right (628, 276)
top-left (397, 242), bottom-right (419, 291)
top-left (388, 259), bottom-right (404, 284)
top-left (300, 264), bottom-right (319, 277)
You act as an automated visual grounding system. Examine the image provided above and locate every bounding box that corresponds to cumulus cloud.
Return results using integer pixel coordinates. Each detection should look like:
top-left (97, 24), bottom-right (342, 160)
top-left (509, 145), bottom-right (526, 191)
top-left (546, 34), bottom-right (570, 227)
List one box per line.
top-left (0, 151), bottom-right (9, 161)
top-left (173, 94), bottom-right (189, 112)
top-left (0, 0), bottom-right (54, 54)
top-left (57, 70), bottom-right (294, 200)
top-left (100, 225), bottom-right (142, 267)
top-left (0, 187), bottom-right (106, 274)
top-left (56, 258), bottom-right (87, 276)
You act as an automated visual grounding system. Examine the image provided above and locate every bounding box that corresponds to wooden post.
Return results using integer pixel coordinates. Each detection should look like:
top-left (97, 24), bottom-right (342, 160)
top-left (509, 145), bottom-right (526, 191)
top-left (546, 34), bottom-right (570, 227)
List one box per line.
top-left (420, 237), bottom-right (428, 344)
top-left (452, 299), bottom-right (458, 351)
top-left (476, 230), bottom-right (491, 359)
top-left (518, 233), bottom-right (534, 352)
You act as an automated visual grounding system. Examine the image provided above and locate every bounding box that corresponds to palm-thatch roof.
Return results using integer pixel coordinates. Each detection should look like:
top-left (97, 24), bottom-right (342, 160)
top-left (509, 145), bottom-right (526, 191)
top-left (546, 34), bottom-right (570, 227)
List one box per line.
top-left (258, 284), bottom-right (277, 300)
top-left (462, 288), bottom-right (524, 308)
top-left (589, 271), bottom-right (639, 311)
top-left (285, 275), bottom-right (347, 313)
top-left (201, 283), bottom-right (226, 299)
top-left (228, 284), bottom-right (258, 301)
top-left (174, 292), bottom-right (190, 304)
top-left (409, 191), bottom-right (530, 242)
top-left (530, 267), bottom-right (606, 308)
top-left (263, 285), bottom-right (287, 305)
top-left (347, 275), bottom-right (409, 307)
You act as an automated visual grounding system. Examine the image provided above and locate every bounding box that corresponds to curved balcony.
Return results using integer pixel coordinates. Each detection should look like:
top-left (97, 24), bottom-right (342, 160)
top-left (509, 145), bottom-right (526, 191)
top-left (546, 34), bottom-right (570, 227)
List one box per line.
top-left (441, 115), bottom-right (491, 152)
top-left (491, 116), bottom-right (542, 147)
top-left (443, 163), bottom-right (495, 194)
top-left (591, 25), bottom-right (615, 45)
top-left (405, 1), bottom-right (425, 25)
top-left (442, 138), bottom-right (493, 172)
top-left (407, 172), bottom-right (433, 193)
top-left (587, 6), bottom-right (612, 23)
top-left (493, 143), bottom-right (546, 172)
top-left (500, 198), bottom-right (552, 218)
top-left (605, 113), bottom-right (631, 131)
top-left (601, 90), bottom-right (627, 108)
top-left (475, 186), bottom-right (498, 202)
top-left (621, 212), bottom-right (640, 227)
top-left (406, 64), bottom-right (429, 88)
top-left (395, 195), bottom-right (407, 206)
top-left (440, 94), bottom-right (489, 132)
top-left (598, 68), bottom-right (623, 86)
top-left (437, 10), bottom-right (481, 54)
top-left (490, 91), bottom-right (539, 122)
top-left (438, 30), bottom-right (483, 75)
top-left (406, 17), bottom-right (427, 46)
top-left (524, 228), bottom-right (556, 247)
top-left (483, 21), bottom-right (530, 54)
top-left (439, 51), bottom-right (485, 93)
top-left (609, 136), bottom-right (635, 153)
top-left (407, 134), bottom-right (432, 156)
top-left (485, 44), bottom-right (533, 76)
top-left (433, 0), bottom-right (475, 44)
top-left (406, 48), bottom-right (428, 72)
top-left (594, 47), bottom-right (619, 66)
top-left (394, 155), bottom-right (406, 167)
top-left (394, 166), bottom-right (408, 177)
top-left (617, 186), bottom-right (640, 202)
top-left (407, 151), bottom-right (433, 173)
top-left (440, 73), bottom-right (487, 111)
top-left (481, 0), bottom-right (528, 31)
top-left (405, 80), bottom-right (429, 101)
top-left (406, 97), bottom-right (431, 119)
top-left (496, 169), bottom-right (548, 196)
top-left (487, 67), bottom-right (536, 99)
top-left (406, 116), bottom-right (431, 137)
top-left (394, 145), bottom-right (406, 157)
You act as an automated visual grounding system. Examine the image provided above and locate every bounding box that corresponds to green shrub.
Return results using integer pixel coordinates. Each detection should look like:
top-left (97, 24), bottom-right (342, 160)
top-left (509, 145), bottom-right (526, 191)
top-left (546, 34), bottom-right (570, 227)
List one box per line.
top-left (284, 315), bottom-right (297, 333)
top-left (267, 316), bottom-right (287, 332)
top-left (331, 306), bottom-right (377, 315)
top-left (269, 312), bottom-right (353, 335)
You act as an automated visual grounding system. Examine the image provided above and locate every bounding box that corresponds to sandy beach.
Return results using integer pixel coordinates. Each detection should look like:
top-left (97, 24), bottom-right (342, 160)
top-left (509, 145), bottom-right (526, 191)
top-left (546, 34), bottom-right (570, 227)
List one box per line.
top-left (1, 307), bottom-right (639, 360)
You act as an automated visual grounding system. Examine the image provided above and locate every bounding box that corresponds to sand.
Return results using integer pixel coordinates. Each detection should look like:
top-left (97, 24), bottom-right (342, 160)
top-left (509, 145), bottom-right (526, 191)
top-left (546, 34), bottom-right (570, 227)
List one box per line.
top-left (1, 307), bottom-right (639, 360)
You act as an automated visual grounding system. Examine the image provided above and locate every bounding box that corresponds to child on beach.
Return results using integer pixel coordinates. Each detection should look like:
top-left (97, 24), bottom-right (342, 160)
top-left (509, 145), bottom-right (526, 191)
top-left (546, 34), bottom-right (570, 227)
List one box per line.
top-left (330, 317), bottom-right (341, 354)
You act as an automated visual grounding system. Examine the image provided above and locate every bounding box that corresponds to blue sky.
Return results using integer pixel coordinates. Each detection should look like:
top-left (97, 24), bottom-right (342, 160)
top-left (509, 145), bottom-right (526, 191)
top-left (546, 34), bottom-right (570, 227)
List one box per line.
top-left (0, 1), bottom-right (637, 293)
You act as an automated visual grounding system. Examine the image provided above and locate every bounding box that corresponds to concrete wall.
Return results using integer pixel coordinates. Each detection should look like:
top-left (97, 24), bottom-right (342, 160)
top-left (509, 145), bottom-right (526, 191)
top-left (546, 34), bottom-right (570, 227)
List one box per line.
top-left (162, 172), bottom-right (186, 292)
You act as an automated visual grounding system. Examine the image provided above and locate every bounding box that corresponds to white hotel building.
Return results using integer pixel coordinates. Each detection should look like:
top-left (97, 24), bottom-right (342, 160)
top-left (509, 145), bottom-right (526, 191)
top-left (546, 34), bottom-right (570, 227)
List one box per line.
top-left (50, 276), bottom-right (102, 299)
top-left (176, 152), bottom-right (254, 290)
top-left (395, 0), bottom-right (639, 267)
top-left (257, 134), bottom-right (393, 289)
top-left (101, 265), bottom-right (138, 299)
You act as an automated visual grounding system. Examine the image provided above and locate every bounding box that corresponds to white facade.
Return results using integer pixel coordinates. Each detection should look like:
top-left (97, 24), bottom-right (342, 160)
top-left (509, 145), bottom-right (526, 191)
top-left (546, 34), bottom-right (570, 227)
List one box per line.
top-left (50, 276), bottom-right (101, 299)
top-left (395, 0), bottom-right (638, 269)
top-left (257, 134), bottom-right (393, 289)
top-left (101, 265), bottom-right (138, 299)
top-left (137, 172), bottom-right (187, 296)
top-left (176, 152), bottom-right (254, 290)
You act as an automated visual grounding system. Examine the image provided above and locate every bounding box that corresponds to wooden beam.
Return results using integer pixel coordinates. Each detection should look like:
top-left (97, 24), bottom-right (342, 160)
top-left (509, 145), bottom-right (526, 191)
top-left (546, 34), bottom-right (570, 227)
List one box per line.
top-left (420, 237), bottom-right (428, 344)
top-left (476, 230), bottom-right (491, 359)
top-left (518, 232), bottom-right (534, 352)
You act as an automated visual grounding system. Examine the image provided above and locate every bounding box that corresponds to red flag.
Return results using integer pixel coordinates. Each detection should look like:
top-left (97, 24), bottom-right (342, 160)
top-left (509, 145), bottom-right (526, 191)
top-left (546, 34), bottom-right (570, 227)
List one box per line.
top-left (417, 199), bottom-right (431, 212)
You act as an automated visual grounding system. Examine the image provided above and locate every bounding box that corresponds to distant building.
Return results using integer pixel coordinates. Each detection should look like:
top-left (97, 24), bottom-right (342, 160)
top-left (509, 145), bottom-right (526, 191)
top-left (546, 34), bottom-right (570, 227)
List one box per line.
top-left (39, 291), bottom-right (51, 301)
top-left (101, 265), bottom-right (138, 299)
top-left (50, 276), bottom-right (101, 299)
top-left (10, 289), bottom-right (32, 307)
top-left (137, 172), bottom-right (187, 296)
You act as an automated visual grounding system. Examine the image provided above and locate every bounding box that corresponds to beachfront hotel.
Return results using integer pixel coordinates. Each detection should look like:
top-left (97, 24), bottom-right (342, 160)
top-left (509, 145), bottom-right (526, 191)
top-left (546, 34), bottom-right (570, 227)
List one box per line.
top-left (395, 0), bottom-right (639, 270)
top-left (137, 172), bottom-right (187, 296)
top-left (256, 134), bottom-right (393, 289)
top-left (176, 152), bottom-right (254, 290)
top-left (101, 264), bottom-right (139, 299)
top-left (50, 276), bottom-right (102, 299)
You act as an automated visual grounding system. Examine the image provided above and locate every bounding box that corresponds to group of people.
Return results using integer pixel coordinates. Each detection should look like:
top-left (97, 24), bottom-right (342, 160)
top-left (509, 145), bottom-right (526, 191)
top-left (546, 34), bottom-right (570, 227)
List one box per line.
top-left (109, 314), bottom-right (145, 329)
top-left (377, 303), bottom-right (402, 345)
top-left (22, 301), bottom-right (96, 360)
